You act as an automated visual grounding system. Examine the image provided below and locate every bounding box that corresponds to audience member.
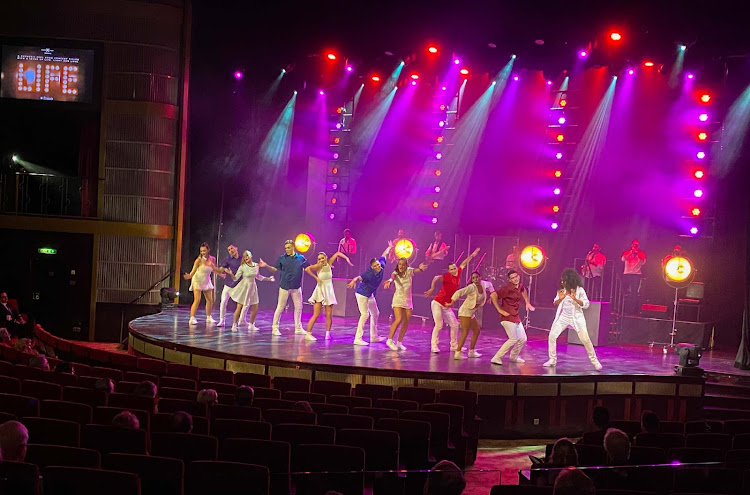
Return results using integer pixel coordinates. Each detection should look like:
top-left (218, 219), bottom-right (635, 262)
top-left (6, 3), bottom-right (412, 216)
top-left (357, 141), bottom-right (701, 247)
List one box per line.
top-left (171, 411), bottom-right (193, 433)
top-left (28, 354), bottom-right (50, 371)
top-left (549, 438), bottom-right (578, 466)
top-left (424, 460), bottom-right (466, 495)
top-left (0, 328), bottom-right (11, 346)
top-left (197, 388), bottom-right (218, 405)
top-left (14, 338), bottom-right (37, 355)
top-left (553, 467), bottom-right (595, 495)
top-left (134, 380), bottom-right (158, 398)
top-left (0, 292), bottom-right (26, 338)
top-left (55, 361), bottom-right (75, 374)
top-left (604, 428), bottom-right (631, 464)
top-left (0, 420), bottom-right (29, 462)
top-left (94, 377), bottom-right (115, 394)
top-left (640, 410), bottom-right (660, 433)
top-left (112, 411), bottom-right (140, 429)
top-left (235, 385), bottom-right (254, 406)
top-left (579, 406), bottom-right (610, 445)
top-left (293, 401), bottom-right (314, 413)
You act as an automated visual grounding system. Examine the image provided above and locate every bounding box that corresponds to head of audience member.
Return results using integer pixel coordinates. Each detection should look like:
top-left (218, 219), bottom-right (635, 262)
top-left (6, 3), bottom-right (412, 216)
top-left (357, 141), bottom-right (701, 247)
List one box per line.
top-left (14, 338), bottom-right (34, 354)
top-left (55, 361), bottom-right (74, 374)
top-left (197, 388), bottom-right (218, 406)
top-left (171, 411), bottom-right (193, 433)
top-left (0, 420), bottom-right (29, 462)
top-left (553, 467), bottom-right (595, 495)
top-left (549, 438), bottom-right (578, 467)
top-left (423, 460), bottom-right (466, 495)
top-left (641, 410), bottom-right (660, 433)
top-left (0, 328), bottom-right (10, 345)
top-left (112, 411), bottom-right (140, 430)
top-left (235, 385), bottom-right (254, 407)
top-left (293, 401), bottom-right (314, 413)
top-left (134, 380), bottom-right (158, 399)
top-left (94, 377), bottom-right (115, 394)
top-left (28, 354), bottom-right (50, 371)
top-left (604, 428), bottom-right (631, 464)
top-left (592, 406), bottom-right (610, 431)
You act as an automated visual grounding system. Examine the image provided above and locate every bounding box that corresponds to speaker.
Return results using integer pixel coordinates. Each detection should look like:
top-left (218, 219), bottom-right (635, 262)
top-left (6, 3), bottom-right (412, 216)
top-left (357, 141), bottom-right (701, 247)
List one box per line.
top-left (568, 301), bottom-right (610, 347)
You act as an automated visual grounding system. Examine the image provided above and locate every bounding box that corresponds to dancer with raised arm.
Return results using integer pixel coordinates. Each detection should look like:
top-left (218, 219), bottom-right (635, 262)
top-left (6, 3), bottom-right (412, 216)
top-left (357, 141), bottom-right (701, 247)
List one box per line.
top-left (183, 242), bottom-right (222, 325)
top-left (450, 271), bottom-right (488, 359)
top-left (224, 250), bottom-right (274, 331)
top-left (383, 257), bottom-right (429, 351)
top-left (304, 251), bottom-right (353, 341)
top-left (424, 247), bottom-right (480, 353)
top-left (489, 269), bottom-right (535, 365)
top-left (260, 240), bottom-right (309, 336)
top-left (544, 268), bottom-right (602, 370)
top-left (217, 244), bottom-right (241, 327)
top-left (347, 242), bottom-right (393, 346)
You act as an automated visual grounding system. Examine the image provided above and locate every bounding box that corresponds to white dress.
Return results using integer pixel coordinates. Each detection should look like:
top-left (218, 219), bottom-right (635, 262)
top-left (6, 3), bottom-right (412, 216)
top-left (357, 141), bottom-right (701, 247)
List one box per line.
top-left (189, 261), bottom-right (214, 291)
top-left (309, 264), bottom-right (337, 305)
top-left (391, 267), bottom-right (415, 309)
top-left (452, 283), bottom-right (487, 318)
top-left (228, 263), bottom-right (265, 306)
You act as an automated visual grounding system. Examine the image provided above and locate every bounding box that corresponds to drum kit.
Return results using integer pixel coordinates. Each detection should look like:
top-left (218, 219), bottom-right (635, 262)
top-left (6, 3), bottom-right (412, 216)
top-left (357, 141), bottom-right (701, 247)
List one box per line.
top-left (483, 265), bottom-right (509, 287)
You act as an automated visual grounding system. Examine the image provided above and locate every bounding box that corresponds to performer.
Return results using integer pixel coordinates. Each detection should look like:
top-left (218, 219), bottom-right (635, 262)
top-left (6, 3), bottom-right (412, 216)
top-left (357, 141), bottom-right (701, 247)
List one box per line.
top-left (424, 230), bottom-right (450, 262)
top-left (183, 242), bottom-right (222, 325)
top-left (224, 251), bottom-right (274, 331)
top-left (260, 240), bottom-right (309, 336)
top-left (304, 251), bottom-right (353, 341)
top-left (505, 245), bottom-right (520, 270)
top-left (217, 245), bottom-right (242, 327)
top-left (544, 268), bottom-right (603, 370)
top-left (621, 239), bottom-right (646, 314)
top-left (450, 271), bottom-right (488, 359)
top-left (581, 243), bottom-right (606, 301)
top-left (383, 257), bottom-right (429, 351)
top-left (489, 269), bottom-right (535, 365)
top-left (347, 242), bottom-right (393, 346)
top-left (338, 229), bottom-right (357, 277)
top-left (424, 247), bottom-right (480, 353)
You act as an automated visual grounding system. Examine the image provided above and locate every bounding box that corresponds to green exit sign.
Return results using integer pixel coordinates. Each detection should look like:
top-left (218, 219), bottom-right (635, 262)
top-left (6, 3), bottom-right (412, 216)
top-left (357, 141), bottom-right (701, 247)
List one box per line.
top-left (38, 247), bottom-right (57, 255)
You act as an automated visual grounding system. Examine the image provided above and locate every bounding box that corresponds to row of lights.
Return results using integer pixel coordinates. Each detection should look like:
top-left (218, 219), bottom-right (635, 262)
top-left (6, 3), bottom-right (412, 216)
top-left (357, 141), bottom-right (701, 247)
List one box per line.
top-left (685, 89), bottom-right (713, 236)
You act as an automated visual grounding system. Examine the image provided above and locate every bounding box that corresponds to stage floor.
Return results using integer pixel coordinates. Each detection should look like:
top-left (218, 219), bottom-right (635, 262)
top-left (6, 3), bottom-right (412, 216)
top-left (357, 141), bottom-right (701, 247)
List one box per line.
top-left (128, 307), bottom-right (745, 380)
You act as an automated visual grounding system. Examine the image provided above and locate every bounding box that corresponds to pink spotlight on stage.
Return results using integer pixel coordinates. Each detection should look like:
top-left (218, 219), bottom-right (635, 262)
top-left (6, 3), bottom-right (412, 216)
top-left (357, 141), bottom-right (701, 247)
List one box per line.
top-left (628, 69), bottom-right (634, 75)
top-left (453, 58), bottom-right (460, 65)
top-left (551, 222), bottom-right (559, 230)
top-left (233, 71), bottom-right (243, 80)
top-left (329, 213), bottom-right (335, 219)
top-left (547, 80), bottom-right (552, 85)
top-left (441, 86), bottom-right (447, 91)
top-left (686, 73), bottom-right (694, 79)
top-left (435, 152), bottom-right (442, 160)
top-left (434, 186), bottom-right (441, 193)
top-left (690, 227), bottom-right (699, 235)
top-left (579, 50), bottom-right (588, 58)
top-left (513, 75), bottom-right (519, 81)
top-left (431, 217), bottom-right (438, 224)
top-left (558, 117), bottom-right (566, 124)
top-left (699, 113), bottom-right (708, 122)
top-left (555, 152), bottom-right (563, 159)
top-left (553, 187), bottom-right (561, 195)
top-left (693, 189), bottom-right (703, 198)
top-left (696, 151), bottom-right (706, 159)
top-left (346, 65), bottom-right (353, 72)
top-left (411, 80), bottom-right (417, 86)
top-left (318, 90), bottom-right (325, 95)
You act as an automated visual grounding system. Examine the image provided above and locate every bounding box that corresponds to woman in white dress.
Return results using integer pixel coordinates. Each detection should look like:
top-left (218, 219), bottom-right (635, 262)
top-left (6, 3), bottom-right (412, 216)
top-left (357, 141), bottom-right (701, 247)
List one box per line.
top-left (450, 271), bottom-right (487, 360)
top-left (225, 250), bottom-right (274, 332)
top-left (183, 242), bottom-right (222, 325)
top-left (383, 257), bottom-right (428, 351)
top-left (304, 251), bottom-right (353, 341)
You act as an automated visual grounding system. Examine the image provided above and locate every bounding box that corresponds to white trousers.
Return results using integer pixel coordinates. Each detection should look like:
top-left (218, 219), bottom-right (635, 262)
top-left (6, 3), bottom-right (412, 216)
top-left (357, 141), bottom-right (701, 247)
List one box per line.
top-left (548, 315), bottom-right (598, 363)
top-left (272, 287), bottom-right (303, 330)
top-left (430, 300), bottom-right (459, 347)
top-left (354, 293), bottom-right (380, 341)
top-left (219, 285), bottom-right (255, 324)
top-left (493, 321), bottom-right (527, 361)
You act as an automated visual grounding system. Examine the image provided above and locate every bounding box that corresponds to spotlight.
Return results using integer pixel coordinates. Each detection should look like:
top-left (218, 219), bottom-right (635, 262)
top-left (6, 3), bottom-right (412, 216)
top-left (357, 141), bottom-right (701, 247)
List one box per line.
top-left (554, 170), bottom-right (562, 178)
top-left (553, 187), bottom-right (561, 195)
top-left (696, 151), bottom-right (705, 159)
top-left (371, 75), bottom-right (381, 82)
top-left (332, 167), bottom-right (338, 174)
top-left (441, 86), bottom-right (447, 91)
top-left (329, 213), bottom-right (335, 219)
top-left (346, 65), bottom-right (353, 72)
top-left (675, 343), bottom-right (702, 376)
top-left (432, 201), bottom-right (439, 208)
top-left (519, 245), bottom-right (547, 274)
top-left (697, 132), bottom-right (707, 141)
top-left (332, 183), bottom-right (338, 190)
top-left (394, 238), bottom-right (416, 261)
top-left (556, 134), bottom-right (564, 142)
top-left (610, 32), bottom-right (622, 41)
top-left (319, 90), bottom-right (325, 96)
top-left (431, 217), bottom-right (438, 224)
top-left (691, 207), bottom-right (701, 216)
top-left (547, 80), bottom-right (553, 85)
top-left (513, 75), bottom-right (519, 81)
top-left (333, 152), bottom-right (339, 159)
top-left (233, 71), bottom-right (243, 80)
top-left (552, 205), bottom-right (560, 212)
top-left (326, 53), bottom-right (337, 60)
top-left (331, 197), bottom-right (337, 204)
top-left (335, 123), bottom-right (342, 129)
top-left (159, 287), bottom-right (179, 308)
top-left (558, 117), bottom-right (566, 124)
top-left (434, 186), bottom-right (441, 193)
top-left (698, 113), bottom-right (708, 122)
top-left (435, 153), bottom-right (442, 160)
top-left (700, 93), bottom-right (711, 103)
top-left (579, 50), bottom-right (588, 58)
top-left (436, 136), bottom-right (444, 143)
top-left (511, 54), bottom-right (517, 59)
top-left (12, 154), bottom-right (18, 163)
top-left (694, 170), bottom-right (704, 179)
top-left (679, 45), bottom-right (687, 51)
top-left (333, 137), bottom-right (340, 144)
top-left (687, 73), bottom-right (694, 79)
top-left (411, 80), bottom-right (417, 86)
top-left (693, 189), bottom-right (703, 198)
top-left (559, 99), bottom-right (567, 107)
top-left (434, 169), bottom-right (442, 176)
top-left (294, 233), bottom-right (316, 253)
top-left (410, 73), bottom-right (419, 80)
top-left (491, 81), bottom-right (496, 86)
top-left (428, 46), bottom-right (438, 54)
top-left (551, 222), bottom-right (559, 230)
top-left (644, 61), bottom-right (655, 67)
top-left (689, 226), bottom-right (699, 235)
top-left (460, 68), bottom-right (469, 75)
top-left (628, 69), bottom-right (634, 75)
top-left (453, 58), bottom-right (460, 65)
top-left (555, 153), bottom-right (563, 159)
top-left (438, 121), bottom-right (445, 127)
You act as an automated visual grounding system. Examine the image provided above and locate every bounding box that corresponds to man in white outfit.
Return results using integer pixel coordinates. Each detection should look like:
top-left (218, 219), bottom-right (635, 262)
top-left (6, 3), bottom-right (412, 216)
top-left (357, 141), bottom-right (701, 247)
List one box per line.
top-left (347, 243), bottom-right (392, 345)
top-left (260, 240), bottom-right (309, 336)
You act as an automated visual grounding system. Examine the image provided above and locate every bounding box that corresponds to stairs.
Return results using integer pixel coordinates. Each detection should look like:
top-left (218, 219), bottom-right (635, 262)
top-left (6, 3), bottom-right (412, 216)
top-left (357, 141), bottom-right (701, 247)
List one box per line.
top-left (702, 375), bottom-right (750, 421)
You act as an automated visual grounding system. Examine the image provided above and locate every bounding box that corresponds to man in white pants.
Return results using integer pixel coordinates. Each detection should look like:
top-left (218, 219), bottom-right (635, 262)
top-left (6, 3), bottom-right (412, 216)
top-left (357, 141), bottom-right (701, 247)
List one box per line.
top-left (347, 243), bottom-right (392, 345)
top-left (216, 245), bottom-right (242, 327)
top-left (424, 247), bottom-right (480, 353)
top-left (260, 240), bottom-right (309, 336)
top-left (490, 270), bottom-right (535, 365)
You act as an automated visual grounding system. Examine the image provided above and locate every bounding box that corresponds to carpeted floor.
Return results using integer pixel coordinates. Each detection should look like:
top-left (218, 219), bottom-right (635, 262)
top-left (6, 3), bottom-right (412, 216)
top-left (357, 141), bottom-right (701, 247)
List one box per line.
top-left (463, 439), bottom-right (554, 495)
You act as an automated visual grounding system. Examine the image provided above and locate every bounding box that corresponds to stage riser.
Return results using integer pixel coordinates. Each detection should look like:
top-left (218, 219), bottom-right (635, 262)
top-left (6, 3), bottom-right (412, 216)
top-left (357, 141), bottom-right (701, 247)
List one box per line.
top-left (619, 317), bottom-right (712, 347)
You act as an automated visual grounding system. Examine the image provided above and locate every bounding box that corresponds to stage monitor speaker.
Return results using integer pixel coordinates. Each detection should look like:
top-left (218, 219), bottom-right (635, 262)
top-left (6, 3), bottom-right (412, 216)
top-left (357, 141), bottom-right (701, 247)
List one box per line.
top-left (331, 278), bottom-right (360, 317)
top-left (568, 301), bottom-right (610, 347)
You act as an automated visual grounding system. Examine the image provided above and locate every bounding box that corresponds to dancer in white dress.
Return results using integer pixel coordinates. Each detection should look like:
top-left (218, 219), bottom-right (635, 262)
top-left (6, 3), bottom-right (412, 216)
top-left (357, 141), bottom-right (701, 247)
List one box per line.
top-left (225, 251), bottom-right (274, 332)
top-left (304, 251), bottom-right (353, 341)
top-left (182, 242), bottom-right (222, 325)
top-left (383, 257), bottom-right (428, 351)
top-left (450, 271), bottom-right (488, 359)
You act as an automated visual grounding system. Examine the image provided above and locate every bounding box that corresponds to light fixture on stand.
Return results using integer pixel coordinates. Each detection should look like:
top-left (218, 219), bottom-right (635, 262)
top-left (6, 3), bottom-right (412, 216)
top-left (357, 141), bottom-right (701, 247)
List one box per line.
top-left (519, 245), bottom-right (547, 328)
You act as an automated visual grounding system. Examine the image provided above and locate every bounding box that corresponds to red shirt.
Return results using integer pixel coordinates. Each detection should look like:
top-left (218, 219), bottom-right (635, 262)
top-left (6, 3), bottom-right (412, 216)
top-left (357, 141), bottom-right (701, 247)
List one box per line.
top-left (433, 267), bottom-right (462, 305)
top-left (495, 282), bottom-right (526, 323)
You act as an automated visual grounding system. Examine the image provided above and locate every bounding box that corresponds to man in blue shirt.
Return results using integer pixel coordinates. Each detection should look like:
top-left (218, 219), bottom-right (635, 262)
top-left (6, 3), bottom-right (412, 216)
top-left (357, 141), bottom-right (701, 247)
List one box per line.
top-left (347, 242), bottom-right (392, 345)
top-left (216, 244), bottom-right (243, 327)
top-left (260, 240), bottom-right (309, 336)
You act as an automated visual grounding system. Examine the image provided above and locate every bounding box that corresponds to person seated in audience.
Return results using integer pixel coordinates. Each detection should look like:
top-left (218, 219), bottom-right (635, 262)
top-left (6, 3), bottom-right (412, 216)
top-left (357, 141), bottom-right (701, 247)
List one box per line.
top-left (578, 406), bottom-right (610, 445)
top-left (134, 380), bottom-right (159, 413)
top-left (0, 420), bottom-right (29, 462)
top-left (112, 411), bottom-right (140, 429)
top-left (640, 410), bottom-right (660, 433)
top-left (197, 388), bottom-right (218, 406)
top-left (604, 428), bottom-right (630, 465)
top-left (293, 401), bottom-right (314, 413)
top-left (55, 361), bottom-right (75, 374)
top-left (235, 385), bottom-right (254, 407)
top-left (553, 467), bottom-right (595, 495)
top-left (0, 328), bottom-right (11, 346)
top-left (94, 377), bottom-right (115, 394)
top-left (0, 292), bottom-right (28, 338)
top-left (28, 354), bottom-right (50, 371)
top-left (424, 460), bottom-right (466, 495)
top-left (171, 411), bottom-right (193, 433)
top-left (14, 338), bottom-right (38, 355)
top-left (549, 438), bottom-right (578, 466)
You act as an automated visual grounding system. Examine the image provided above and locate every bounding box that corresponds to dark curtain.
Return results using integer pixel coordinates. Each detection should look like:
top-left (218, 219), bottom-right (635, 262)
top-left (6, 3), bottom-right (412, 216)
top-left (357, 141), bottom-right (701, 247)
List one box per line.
top-left (735, 196), bottom-right (750, 370)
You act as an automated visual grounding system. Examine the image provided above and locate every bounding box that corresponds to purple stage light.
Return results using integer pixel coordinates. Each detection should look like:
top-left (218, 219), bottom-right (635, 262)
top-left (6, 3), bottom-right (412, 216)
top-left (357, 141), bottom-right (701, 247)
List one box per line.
top-left (513, 75), bottom-right (519, 81)
top-left (435, 152), bottom-right (442, 160)
top-left (687, 73), bottom-right (694, 79)
top-left (411, 80), bottom-right (417, 86)
top-left (319, 90), bottom-right (325, 96)
top-left (441, 86), bottom-right (447, 91)
top-left (438, 121), bottom-right (445, 127)
top-left (434, 186), bottom-right (441, 193)
top-left (699, 113), bottom-right (708, 122)
top-left (335, 123), bottom-right (342, 129)
top-left (431, 217), bottom-right (438, 224)
top-left (332, 183), bottom-right (338, 190)
top-left (555, 152), bottom-right (563, 159)
top-left (333, 152), bottom-right (339, 159)
top-left (579, 50), bottom-right (588, 58)
top-left (329, 213), bottom-right (335, 219)
top-left (551, 222), bottom-right (559, 230)
top-left (453, 58), bottom-right (460, 65)
top-left (233, 71), bottom-right (243, 80)
top-left (696, 151), bottom-right (706, 159)
top-left (628, 69), bottom-right (634, 75)
top-left (690, 227), bottom-right (699, 235)
top-left (694, 189), bottom-right (703, 198)
top-left (553, 187), bottom-right (561, 195)
top-left (547, 80), bottom-right (552, 85)
top-left (346, 65), bottom-right (353, 72)
top-left (558, 117), bottom-right (566, 124)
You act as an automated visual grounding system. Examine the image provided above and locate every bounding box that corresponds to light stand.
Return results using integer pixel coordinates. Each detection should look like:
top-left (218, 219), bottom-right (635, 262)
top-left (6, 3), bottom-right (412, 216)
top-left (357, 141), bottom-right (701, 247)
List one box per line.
top-left (518, 245), bottom-right (547, 330)
top-left (649, 256), bottom-right (695, 353)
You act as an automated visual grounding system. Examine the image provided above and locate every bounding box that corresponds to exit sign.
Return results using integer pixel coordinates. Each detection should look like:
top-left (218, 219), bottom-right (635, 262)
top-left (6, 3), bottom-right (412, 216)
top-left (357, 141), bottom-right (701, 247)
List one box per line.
top-left (38, 247), bottom-right (57, 255)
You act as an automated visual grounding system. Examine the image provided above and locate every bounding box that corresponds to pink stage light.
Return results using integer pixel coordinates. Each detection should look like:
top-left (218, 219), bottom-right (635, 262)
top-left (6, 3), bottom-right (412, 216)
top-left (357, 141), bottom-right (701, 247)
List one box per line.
top-left (319, 90), bottom-right (325, 95)
top-left (694, 189), bottom-right (703, 198)
top-left (558, 117), bottom-right (566, 124)
top-left (628, 69), bottom-right (634, 75)
top-left (346, 65), bottom-right (353, 72)
top-left (333, 152), bottom-right (339, 159)
top-left (686, 73), bottom-right (694, 79)
top-left (441, 86), bottom-right (447, 91)
top-left (332, 184), bottom-right (338, 191)
top-left (579, 50), bottom-right (588, 58)
top-left (694, 170), bottom-right (704, 179)
top-left (335, 123), bottom-right (342, 129)
top-left (551, 222), bottom-right (559, 230)
top-left (329, 213), bottom-right (335, 219)
top-left (233, 71), bottom-right (243, 80)
top-left (438, 121), bottom-right (445, 127)
top-left (326, 53), bottom-right (337, 61)
top-left (547, 80), bottom-right (552, 85)
top-left (431, 217), bottom-right (438, 224)
top-left (696, 151), bottom-right (706, 159)
top-left (690, 227), bottom-right (699, 235)
top-left (460, 68), bottom-right (469, 75)
top-left (453, 58), bottom-right (460, 65)
top-left (699, 113), bottom-right (708, 122)
top-left (428, 46), bottom-right (439, 54)
top-left (434, 186), bottom-right (441, 193)
top-left (435, 153), bottom-right (442, 160)
top-left (555, 152), bottom-right (563, 159)
top-left (513, 75), bottom-right (519, 81)
top-left (553, 187), bottom-right (561, 195)
top-left (411, 80), bottom-right (417, 86)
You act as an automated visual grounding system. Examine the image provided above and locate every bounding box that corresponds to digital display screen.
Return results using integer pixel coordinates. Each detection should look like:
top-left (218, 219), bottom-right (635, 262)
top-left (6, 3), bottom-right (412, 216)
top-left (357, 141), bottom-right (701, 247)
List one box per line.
top-left (1, 45), bottom-right (95, 103)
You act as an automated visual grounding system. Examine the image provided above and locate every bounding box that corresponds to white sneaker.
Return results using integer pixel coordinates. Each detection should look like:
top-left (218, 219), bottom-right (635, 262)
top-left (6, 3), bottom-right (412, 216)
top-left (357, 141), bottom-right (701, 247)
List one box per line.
top-left (397, 342), bottom-right (407, 351)
top-left (231, 323), bottom-right (238, 332)
top-left (295, 328), bottom-right (307, 335)
top-left (592, 360), bottom-right (603, 371)
top-left (509, 357), bottom-right (525, 364)
top-left (353, 339), bottom-right (369, 346)
top-left (386, 339), bottom-right (398, 351)
top-left (450, 342), bottom-right (467, 352)
top-left (491, 357), bottom-right (503, 365)
top-left (216, 319), bottom-right (225, 327)
top-left (454, 351), bottom-right (465, 360)
top-left (431, 346), bottom-right (440, 354)
top-left (325, 331), bottom-right (332, 340)
top-left (370, 335), bottom-right (384, 343)
top-left (189, 316), bottom-right (198, 325)
top-left (468, 350), bottom-right (482, 358)
top-left (305, 333), bottom-right (317, 341)
top-left (206, 316), bottom-right (216, 324)
top-left (272, 328), bottom-right (282, 336)
top-left (543, 359), bottom-right (556, 367)
top-left (250, 323), bottom-right (259, 331)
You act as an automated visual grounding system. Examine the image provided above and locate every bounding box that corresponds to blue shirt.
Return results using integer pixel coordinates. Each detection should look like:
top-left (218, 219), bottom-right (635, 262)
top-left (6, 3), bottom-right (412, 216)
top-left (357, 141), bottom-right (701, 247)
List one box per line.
top-left (356, 256), bottom-right (386, 297)
top-left (219, 255), bottom-right (243, 288)
top-left (275, 253), bottom-right (309, 290)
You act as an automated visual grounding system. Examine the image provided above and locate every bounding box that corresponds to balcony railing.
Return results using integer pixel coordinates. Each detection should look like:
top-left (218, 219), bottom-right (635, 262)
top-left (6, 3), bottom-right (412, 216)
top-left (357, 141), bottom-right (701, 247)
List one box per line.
top-left (0, 172), bottom-right (96, 217)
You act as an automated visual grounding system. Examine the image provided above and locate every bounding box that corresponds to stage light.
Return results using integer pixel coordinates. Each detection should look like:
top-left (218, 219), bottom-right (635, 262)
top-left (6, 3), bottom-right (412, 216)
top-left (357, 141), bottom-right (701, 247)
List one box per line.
top-left (335, 123), bottom-right (342, 129)
top-left (434, 186), bottom-right (441, 193)
top-left (326, 53), bottom-right (337, 60)
top-left (699, 113), bottom-right (708, 122)
top-left (551, 222), bottom-right (559, 230)
top-left (431, 217), bottom-right (438, 224)
top-left (435, 152), bottom-right (442, 160)
top-left (460, 68), bottom-right (469, 75)
top-left (513, 75), bottom-right (519, 81)
top-left (610, 32), bottom-right (622, 41)
top-left (332, 167), bottom-right (338, 174)
top-left (519, 245), bottom-right (547, 274)
top-left (559, 99), bottom-right (567, 107)
top-left (556, 134), bottom-right (564, 142)
top-left (553, 187), bottom-right (561, 195)
top-left (11, 154), bottom-right (18, 163)
top-left (547, 80), bottom-right (552, 85)
top-left (687, 73), bottom-right (694, 79)
top-left (511, 54), bottom-right (517, 59)
top-left (644, 61), bottom-right (655, 67)
top-left (159, 287), bottom-right (179, 308)
top-left (394, 238), bottom-right (416, 261)
top-left (436, 136), bottom-right (444, 143)
top-left (555, 152), bottom-right (563, 159)
top-left (694, 170), bottom-right (704, 179)
top-left (432, 201), bottom-right (439, 208)
top-left (552, 205), bottom-right (560, 212)
top-left (696, 151), bottom-right (705, 159)
top-left (331, 197), bottom-right (337, 204)
top-left (294, 233), bottom-right (315, 254)
top-left (434, 169), bottom-right (442, 176)
top-left (579, 50), bottom-right (588, 58)
top-left (346, 65), bottom-right (353, 72)
top-left (333, 137), bottom-right (340, 144)
top-left (691, 207), bottom-right (701, 216)
top-left (628, 69), bottom-right (634, 75)
top-left (675, 343), bottom-right (702, 375)
top-left (664, 256), bottom-right (695, 285)
top-left (410, 73), bottom-right (419, 80)
top-left (697, 132), bottom-right (707, 141)
top-left (689, 227), bottom-right (699, 235)
top-left (371, 75), bottom-right (381, 82)
top-left (453, 58), bottom-right (460, 65)
top-left (234, 71), bottom-right (243, 80)
top-left (491, 81), bottom-right (496, 86)
top-left (332, 183), bottom-right (338, 190)
top-left (441, 86), bottom-right (447, 91)
top-left (411, 80), bottom-right (417, 86)
top-left (558, 117), bottom-right (566, 124)
top-left (333, 152), bottom-right (339, 159)
top-left (329, 213), bottom-right (335, 219)
top-left (428, 45), bottom-right (438, 54)
top-left (700, 93), bottom-right (711, 103)
top-left (554, 170), bottom-right (562, 178)
top-left (679, 44), bottom-right (687, 51)
top-left (438, 121), bottom-right (445, 127)
top-left (319, 90), bottom-right (325, 96)
top-left (693, 189), bottom-right (703, 198)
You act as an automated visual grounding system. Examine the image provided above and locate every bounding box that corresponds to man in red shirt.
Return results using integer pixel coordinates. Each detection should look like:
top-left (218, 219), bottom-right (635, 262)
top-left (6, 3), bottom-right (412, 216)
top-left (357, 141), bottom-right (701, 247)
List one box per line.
top-left (489, 269), bottom-right (535, 365)
top-left (425, 247), bottom-right (480, 353)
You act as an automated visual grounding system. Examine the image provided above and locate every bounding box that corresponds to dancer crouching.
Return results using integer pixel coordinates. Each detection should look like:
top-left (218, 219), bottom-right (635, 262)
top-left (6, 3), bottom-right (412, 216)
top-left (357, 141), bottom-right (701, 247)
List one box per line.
top-left (224, 251), bottom-right (274, 331)
top-left (544, 268), bottom-right (602, 370)
top-left (450, 271), bottom-right (487, 359)
top-left (383, 257), bottom-right (429, 351)
top-left (347, 242), bottom-right (393, 346)
top-left (489, 270), bottom-right (535, 365)
top-left (304, 251), bottom-right (353, 341)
